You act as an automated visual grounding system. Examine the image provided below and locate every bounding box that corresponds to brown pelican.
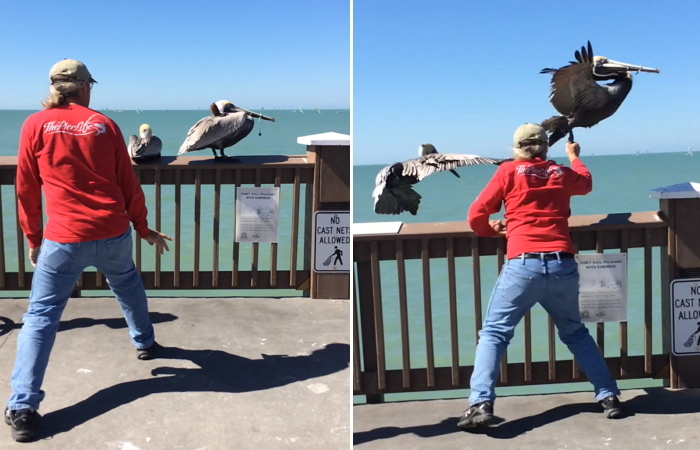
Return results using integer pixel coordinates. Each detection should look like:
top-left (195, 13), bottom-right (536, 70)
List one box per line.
top-left (178, 100), bottom-right (275, 160)
top-left (540, 41), bottom-right (659, 146)
top-left (127, 124), bottom-right (162, 162)
top-left (372, 144), bottom-right (505, 215)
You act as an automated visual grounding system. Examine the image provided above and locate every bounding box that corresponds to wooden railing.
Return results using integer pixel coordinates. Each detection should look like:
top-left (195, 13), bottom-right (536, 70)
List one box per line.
top-left (353, 211), bottom-right (670, 402)
top-left (0, 155), bottom-right (314, 292)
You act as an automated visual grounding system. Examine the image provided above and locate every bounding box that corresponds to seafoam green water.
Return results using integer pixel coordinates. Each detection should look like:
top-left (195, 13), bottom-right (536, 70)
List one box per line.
top-left (353, 151), bottom-right (700, 403)
top-left (0, 109), bottom-right (349, 298)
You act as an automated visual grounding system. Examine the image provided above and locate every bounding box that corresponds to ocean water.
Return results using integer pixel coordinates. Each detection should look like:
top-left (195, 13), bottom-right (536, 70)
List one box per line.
top-left (0, 108), bottom-right (349, 298)
top-left (353, 151), bottom-right (700, 403)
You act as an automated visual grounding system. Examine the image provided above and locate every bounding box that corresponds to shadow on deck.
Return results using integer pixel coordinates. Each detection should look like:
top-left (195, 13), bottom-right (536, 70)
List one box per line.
top-left (354, 388), bottom-right (700, 449)
top-left (0, 296), bottom-right (350, 449)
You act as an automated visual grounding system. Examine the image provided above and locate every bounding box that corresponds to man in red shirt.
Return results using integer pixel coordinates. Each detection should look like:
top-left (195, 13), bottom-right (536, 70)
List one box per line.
top-left (4, 59), bottom-right (171, 442)
top-left (457, 124), bottom-right (622, 430)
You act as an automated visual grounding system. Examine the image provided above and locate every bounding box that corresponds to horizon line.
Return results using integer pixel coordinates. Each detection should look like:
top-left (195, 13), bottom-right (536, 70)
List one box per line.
top-left (353, 150), bottom-right (691, 166)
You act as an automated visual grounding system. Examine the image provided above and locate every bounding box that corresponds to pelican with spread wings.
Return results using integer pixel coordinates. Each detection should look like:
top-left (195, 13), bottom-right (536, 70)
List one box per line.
top-left (372, 144), bottom-right (506, 215)
top-left (540, 41), bottom-right (659, 146)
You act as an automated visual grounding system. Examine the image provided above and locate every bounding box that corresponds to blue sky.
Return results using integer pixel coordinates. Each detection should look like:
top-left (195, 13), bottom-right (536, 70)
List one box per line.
top-left (0, 0), bottom-right (349, 110)
top-left (353, 0), bottom-right (700, 164)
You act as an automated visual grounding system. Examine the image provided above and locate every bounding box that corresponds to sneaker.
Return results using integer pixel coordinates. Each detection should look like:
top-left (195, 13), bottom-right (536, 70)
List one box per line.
top-left (457, 401), bottom-right (494, 430)
top-left (136, 341), bottom-right (160, 360)
top-left (4, 407), bottom-right (36, 442)
top-left (600, 395), bottom-right (622, 418)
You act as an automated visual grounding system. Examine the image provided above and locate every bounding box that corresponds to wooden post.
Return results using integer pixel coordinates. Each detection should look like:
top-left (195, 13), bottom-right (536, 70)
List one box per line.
top-left (298, 132), bottom-right (350, 300)
top-left (652, 182), bottom-right (700, 388)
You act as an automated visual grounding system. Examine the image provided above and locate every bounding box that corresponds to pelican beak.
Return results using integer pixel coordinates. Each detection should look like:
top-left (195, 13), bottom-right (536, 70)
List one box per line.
top-left (237, 106), bottom-right (276, 122)
top-left (601, 59), bottom-right (660, 73)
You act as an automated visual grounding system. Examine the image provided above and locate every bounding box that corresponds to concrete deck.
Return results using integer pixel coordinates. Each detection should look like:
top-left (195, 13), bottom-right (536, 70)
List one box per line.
top-left (354, 388), bottom-right (700, 449)
top-left (0, 296), bottom-right (350, 449)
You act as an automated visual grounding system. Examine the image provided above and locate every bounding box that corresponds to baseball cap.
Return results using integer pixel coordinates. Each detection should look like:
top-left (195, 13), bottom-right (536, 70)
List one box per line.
top-left (513, 123), bottom-right (547, 147)
top-left (49, 59), bottom-right (97, 84)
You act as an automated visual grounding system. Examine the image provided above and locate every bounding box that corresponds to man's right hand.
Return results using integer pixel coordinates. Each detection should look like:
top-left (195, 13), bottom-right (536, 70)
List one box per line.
top-left (143, 230), bottom-right (173, 255)
top-left (566, 142), bottom-right (581, 162)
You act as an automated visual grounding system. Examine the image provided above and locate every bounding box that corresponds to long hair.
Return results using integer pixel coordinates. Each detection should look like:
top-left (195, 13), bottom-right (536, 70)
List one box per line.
top-left (512, 139), bottom-right (548, 160)
top-left (41, 78), bottom-right (84, 109)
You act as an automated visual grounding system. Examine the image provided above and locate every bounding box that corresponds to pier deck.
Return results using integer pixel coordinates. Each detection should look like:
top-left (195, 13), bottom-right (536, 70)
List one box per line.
top-left (0, 296), bottom-right (349, 449)
top-left (354, 387), bottom-right (700, 449)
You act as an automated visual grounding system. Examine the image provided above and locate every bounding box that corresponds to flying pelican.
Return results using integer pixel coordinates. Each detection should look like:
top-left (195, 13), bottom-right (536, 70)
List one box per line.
top-left (540, 41), bottom-right (659, 146)
top-left (178, 100), bottom-right (275, 161)
top-left (372, 144), bottom-right (505, 215)
top-left (127, 124), bottom-right (162, 162)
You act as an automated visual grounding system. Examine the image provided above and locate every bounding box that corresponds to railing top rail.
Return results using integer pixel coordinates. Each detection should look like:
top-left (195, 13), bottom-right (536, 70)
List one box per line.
top-left (353, 211), bottom-right (666, 242)
top-left (0, 154), bottom-right (314, 169)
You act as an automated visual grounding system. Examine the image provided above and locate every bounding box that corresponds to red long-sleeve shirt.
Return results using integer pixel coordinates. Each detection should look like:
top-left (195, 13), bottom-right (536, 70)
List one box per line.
top-left (17, 104), bottom-right (150, 249)
top-left (468, 157), bottom-right (592, 259)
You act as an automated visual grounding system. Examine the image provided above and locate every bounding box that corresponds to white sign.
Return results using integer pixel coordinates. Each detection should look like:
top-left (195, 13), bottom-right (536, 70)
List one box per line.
top-left (353, 221), bottom-right (403, 236)
top-left (314, 211), bottom-right (350, 273)
top-left (576, 253), bottom-right (627, 323)
top-left (670, 278), bottom-right (700, 356)
top-left (235, 187), bottom-right (280, 243)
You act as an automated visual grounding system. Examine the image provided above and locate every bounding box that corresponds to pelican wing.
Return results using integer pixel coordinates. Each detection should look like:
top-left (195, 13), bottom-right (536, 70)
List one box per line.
top-left (403, 153), bottom-right (503, 181)
top-left (127, 135), bottom-right (140, 158)
top-left (543, 64), bottom-right (596, 116)
top-left (144, 136), bottom-right (163, 157)
top-left (178, 112), bottom-right (248, 154)
top-left (542, 41), bottom-right (610, 116)
top-left (373, 164), bottom-right (391, 187)
top-left (373, 183), bottom-right (421, 216)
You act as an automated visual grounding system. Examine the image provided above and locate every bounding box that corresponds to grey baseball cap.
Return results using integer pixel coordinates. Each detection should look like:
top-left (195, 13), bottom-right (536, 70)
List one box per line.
top-left (49, 59), bottom-right (97, 83)
top-left (513, 123), bottom-right (547, 147)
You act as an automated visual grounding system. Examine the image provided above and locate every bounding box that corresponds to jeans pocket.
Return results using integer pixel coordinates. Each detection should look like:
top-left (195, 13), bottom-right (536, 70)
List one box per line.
top-left (554, 260), bottom-right (579, 280)
top-left (42, 240), bottom-right (80, 273)
top-left (495, 267), bottom-right (533, 296)
top-left (554, 262), bottom-right (580, 299)
top-left (106, 229), bottom-right (133, 262)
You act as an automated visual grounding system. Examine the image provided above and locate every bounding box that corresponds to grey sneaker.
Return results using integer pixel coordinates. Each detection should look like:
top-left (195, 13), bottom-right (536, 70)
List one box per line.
top-left (600, 395), bottom-right (622, 418)
top-left (457, 401), bottom-right (494, 429)
top-left (4, 407), bottom-right (36, 442)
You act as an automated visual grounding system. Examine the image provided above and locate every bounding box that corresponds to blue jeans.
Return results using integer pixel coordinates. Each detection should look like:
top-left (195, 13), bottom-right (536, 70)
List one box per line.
top-left (468, 254), bottom-right (620, 405)
top-left (7, 228), bottom-right (154, 411)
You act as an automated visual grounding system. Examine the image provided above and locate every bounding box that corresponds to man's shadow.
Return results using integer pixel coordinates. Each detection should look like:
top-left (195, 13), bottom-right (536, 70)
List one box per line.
top-left (353, 387), bottom-right (700, 444)
top-left (38, 342), bottom-right (349, 439)
top-left (0, 312), bottom-right (179, 337)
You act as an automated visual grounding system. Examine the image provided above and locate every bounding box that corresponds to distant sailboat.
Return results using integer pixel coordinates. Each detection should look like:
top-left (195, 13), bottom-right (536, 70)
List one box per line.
top-left (686, 147), bottom-right (693, 156)
top-left (299, 107), bottom-right (304, 113)
top-left (316, 107), bottom-right (321, 113)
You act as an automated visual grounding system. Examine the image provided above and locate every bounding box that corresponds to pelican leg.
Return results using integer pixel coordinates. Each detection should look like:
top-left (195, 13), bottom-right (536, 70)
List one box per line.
top-left (568, 130), bottom-right (575, 143)
top-left (217, 148), bottom-right (239, 163)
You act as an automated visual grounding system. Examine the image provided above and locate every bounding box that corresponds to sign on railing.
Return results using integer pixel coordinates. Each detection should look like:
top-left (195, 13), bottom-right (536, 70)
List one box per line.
top-left (671, 278), bottom-right (700, 356)
top-left (235, 187), bottom-right (280, 243)
top-left (314, 211), bottom-right (349, 273)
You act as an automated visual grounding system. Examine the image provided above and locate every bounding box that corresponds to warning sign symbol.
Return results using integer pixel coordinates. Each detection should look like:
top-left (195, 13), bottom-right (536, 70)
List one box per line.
top-left (683, 322), bottom-right (700, 348)
top-left (322, 246), bottom-right (344, 269)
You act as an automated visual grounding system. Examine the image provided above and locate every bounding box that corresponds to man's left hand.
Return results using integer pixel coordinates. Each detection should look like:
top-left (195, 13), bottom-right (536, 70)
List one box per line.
top-left (28, 247), bottom-right (40, 267)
